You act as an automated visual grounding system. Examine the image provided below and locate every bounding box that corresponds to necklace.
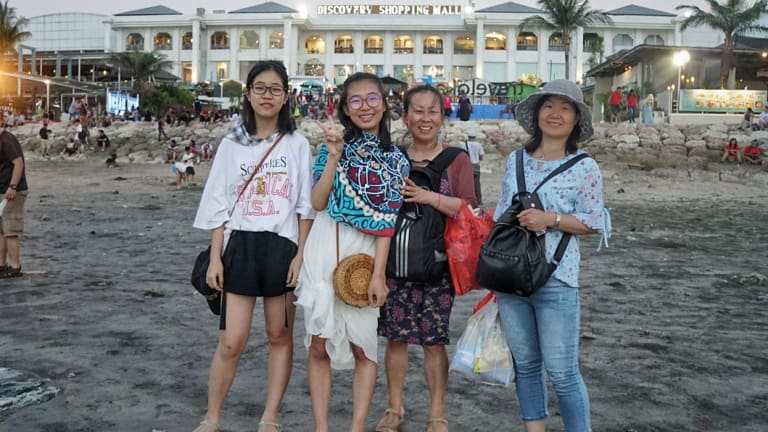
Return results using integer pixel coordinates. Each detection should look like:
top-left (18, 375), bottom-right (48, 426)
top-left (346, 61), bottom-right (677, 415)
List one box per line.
top-left (534, 146), bottom-right (564, 169)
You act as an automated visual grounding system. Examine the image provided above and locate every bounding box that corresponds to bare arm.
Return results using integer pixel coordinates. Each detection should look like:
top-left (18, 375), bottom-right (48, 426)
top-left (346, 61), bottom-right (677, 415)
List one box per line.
top-left (368, 236), bottom-right (392, 307)
top-left (206, 225), bottom-right (225, 291)
top-left (4, 156), bottom-right (24, 200)
top-left (311, 119), bottom-right (344, 211)
top-left (286, 217), bottom-right (313, 287)
top-left (517, 209), bottom-right (596, 235)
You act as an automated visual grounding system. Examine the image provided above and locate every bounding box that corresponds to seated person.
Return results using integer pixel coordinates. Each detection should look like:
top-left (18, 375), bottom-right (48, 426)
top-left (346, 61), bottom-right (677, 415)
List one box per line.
top-left (96, 129), bottom-right (111, 151)
top-left (174, 146), bottom-right (196, 189)
top-left (499, 102), bottom-right (516, 119)
top-left (743, 139), bottom-right (763, 165)
top-left (164, 139), bottom-right (178, 163)
top-left (739, 108), bottom-right (755, 130)
top-left (106, 152), bottom-right (118, 168)
top-left (722, 138), bottom-right (742, 163)
top-left (62, 138), bottom-right (80, 157)
top-left (758, 107), bottom-right (768, 129)
top-left (200, 141), bottom-right (214, 162)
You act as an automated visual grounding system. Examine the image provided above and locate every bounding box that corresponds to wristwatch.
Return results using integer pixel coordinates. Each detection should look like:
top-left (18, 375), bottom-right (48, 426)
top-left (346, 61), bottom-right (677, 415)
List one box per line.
top-left (9, 184), bottom-right (17, 190)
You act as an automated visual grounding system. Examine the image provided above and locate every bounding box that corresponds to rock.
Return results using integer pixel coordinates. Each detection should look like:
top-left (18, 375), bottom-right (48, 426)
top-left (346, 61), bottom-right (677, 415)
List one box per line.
top-left (0, 368), bottom-right (60, 412)
top-left (739, 273), bottom-right (768, 285)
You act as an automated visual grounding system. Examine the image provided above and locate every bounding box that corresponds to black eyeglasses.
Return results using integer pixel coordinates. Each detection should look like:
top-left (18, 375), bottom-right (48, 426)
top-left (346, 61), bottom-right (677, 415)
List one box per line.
top-left (347, 94), bottom-right (382, 110)
top-left (250, 84), bottom-right (286, 96)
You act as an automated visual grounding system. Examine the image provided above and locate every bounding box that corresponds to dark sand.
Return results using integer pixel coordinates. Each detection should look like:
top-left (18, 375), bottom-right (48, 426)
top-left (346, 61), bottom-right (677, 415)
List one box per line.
top-left (1, 159), bottom-right (767, 431)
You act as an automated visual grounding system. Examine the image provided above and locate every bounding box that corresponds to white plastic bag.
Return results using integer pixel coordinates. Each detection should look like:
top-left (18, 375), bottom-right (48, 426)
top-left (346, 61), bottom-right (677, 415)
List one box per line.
top-left (0, 198), bottom-right (6, 216)
top-left (450, 293), bottom-right (514, 386)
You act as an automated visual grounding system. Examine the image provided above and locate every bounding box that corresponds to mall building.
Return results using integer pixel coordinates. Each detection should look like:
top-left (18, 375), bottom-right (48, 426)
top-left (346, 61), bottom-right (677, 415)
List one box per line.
top-left (18, 1), bottom-right (720, 89)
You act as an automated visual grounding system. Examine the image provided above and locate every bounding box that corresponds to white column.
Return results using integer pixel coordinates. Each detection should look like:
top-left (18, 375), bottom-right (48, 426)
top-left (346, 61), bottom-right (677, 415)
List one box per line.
top-left (575, 26), bottom-right (584, 82)
top-left (355, 31), bottom-right (363, 75)
top-left (260, 27), bottom-right (269, 59)
top-left (475, 17), bottom-right (485, 79)
top-left (283, 17), bottom-right (294, 75)
top-left (384, 31), bottom-right (393, 77)
top-left (674, 20), bottom-right (682, 46)
top-left (506, 27), bottom-right (517, 82)
top-left (443, 32), bottom-right (453, 81)
top-left (414, 32), bottom-right (424, 78)
top-left (103, 20), bottom-right (113, 52)
top-left (538, 30), bottom-right (550, 81)
top-left (325, 31), bottom-right (333, 82)
top-left (191, 18), bottom-right (201, 83)
top-left (230, 26), bottom-right (238, 80)
top-left (603, 30), bottom-right (613, 55)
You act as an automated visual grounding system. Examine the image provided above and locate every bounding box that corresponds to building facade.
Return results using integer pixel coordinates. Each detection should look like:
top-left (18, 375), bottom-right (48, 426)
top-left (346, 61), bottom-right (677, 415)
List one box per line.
top-left (19, 1), bottom-right (700, 90)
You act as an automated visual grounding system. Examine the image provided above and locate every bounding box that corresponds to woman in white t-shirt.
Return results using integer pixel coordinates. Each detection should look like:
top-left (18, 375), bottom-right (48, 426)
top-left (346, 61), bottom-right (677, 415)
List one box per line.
top-left (192, 61), bottom-right (315, 432)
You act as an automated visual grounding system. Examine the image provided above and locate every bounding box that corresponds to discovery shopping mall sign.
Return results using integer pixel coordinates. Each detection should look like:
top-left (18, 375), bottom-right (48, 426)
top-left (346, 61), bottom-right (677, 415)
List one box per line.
top-left (317, 4), bottom-right (461, 15)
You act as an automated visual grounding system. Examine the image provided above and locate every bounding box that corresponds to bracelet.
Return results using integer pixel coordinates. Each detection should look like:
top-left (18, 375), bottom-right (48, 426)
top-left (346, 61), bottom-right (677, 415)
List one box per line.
top-left (553, 213), bottom-right (561, 229)
top-left (435, 192), bottom-right (442, 209)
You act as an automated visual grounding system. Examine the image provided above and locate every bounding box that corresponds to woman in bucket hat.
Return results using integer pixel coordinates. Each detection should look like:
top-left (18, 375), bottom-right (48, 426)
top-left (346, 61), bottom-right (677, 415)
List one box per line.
top-left (494, 79), bottom-right (611, 432)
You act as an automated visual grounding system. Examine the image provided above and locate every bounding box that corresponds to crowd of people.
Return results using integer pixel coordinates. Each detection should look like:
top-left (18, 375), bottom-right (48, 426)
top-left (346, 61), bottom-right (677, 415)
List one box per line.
top-left (186, 60), bottom-right (610, 432)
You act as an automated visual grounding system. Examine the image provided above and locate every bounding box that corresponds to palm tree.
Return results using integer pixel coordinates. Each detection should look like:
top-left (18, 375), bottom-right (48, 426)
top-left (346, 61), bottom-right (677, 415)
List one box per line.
top-left (108, 48), bottom-right (174, 91)
top-left (520, 0), bottom-right (612, 81)
top-left (0, 1), bottom-right (31, 62)
top-left (677, 0), bottom-right (768, 89)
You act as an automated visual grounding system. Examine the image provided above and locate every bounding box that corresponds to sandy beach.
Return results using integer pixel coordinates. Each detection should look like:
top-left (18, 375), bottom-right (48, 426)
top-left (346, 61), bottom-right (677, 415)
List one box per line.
top-left (1, 155), bottom-right (767, 431)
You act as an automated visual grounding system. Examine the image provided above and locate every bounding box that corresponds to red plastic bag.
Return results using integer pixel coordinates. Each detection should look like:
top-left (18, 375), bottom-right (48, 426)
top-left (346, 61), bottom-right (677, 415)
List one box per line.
top-left (445, 203), bottom-right (495, 296)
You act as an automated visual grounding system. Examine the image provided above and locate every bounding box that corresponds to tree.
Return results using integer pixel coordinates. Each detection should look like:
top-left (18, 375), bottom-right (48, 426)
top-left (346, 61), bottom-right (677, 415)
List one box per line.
top-left (0, 1), bottom-right (31, 62)
top-left (677, 0), bottom-right (768, 89)
top-left (585, 35), bottom-right (605, 70)
top-left (520, 0), bottom-right (612, 81)
top-left (108, 48), bottom-right (174, 91)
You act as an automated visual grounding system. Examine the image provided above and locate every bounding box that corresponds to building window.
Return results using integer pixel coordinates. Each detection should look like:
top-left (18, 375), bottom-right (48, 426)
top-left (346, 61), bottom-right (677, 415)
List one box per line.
top-left (305, 59), bottom-right (325, 76)
top-left (182, 62), bottom-right (192, 82)
top-left (453, 65), bottom-right (474, 81)
top-left (423, 35), bottom-right (443, 54)
top-left (239, 61), bottom-right (258, 81)
top-left (240, 30), bottom-right (259, 49)
top-left (154, 32), bottom-right (172, 50)
top-left (485, 32), bottom-right (506, 50)
top-left (423, 65), bottom-right (445, 79)
top-left (393, 35), bottom-right (414, 54)
top-left (582, 32), bottom-right (601, 52)
top-left (644, 34), bottom-right (664, 45)
top-left (211, 31), bottom-right (230, 50)
top-left (335, 35), bottom-right (354, 54)
top-left (182, 32), bottom-right (193, 50)
top-left (364, 64), bottom-right (383, 76)
top-left (216, 62), bottom-right (228, 80)
top-left (454, 36), bottom-right (474, 54)
top-left (127, 33), bottom-right (144, 50)
top-left (306, 35), bottom-right (324, 54)
top-left (269, 30), bottom-right (284, 49)
top-left (334, 64), bottom-right (355, 84)
top-left (548, 33), bottom-right (565, 51)
top-left (613, 34), bottom-right (633, 50)
top-left (393, 65), bottom-right (413, 83)
top-left (364, 35), bottom-right (383, 54)
top-left (516, 32), bottom-right (538, 51)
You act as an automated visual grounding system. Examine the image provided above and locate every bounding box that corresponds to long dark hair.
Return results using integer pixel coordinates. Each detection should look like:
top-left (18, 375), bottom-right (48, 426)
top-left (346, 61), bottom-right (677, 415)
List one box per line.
top-left (241, 60), bottom-right (296, 136)
top-left (337, 72), bottom-right (392, 151)
top-left (524, 95), bottom-right (582, 155)
top-left (402, 85), bottom-right (444, 116)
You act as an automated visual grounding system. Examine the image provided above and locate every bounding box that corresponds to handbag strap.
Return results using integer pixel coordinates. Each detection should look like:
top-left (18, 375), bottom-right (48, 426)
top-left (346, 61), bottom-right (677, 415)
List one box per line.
top-left (336, 222), bottom-right (340, 265)
top-left (227, 132), bottom-right (285, 217)
top-left (513, 148), bottom-right (591, 265)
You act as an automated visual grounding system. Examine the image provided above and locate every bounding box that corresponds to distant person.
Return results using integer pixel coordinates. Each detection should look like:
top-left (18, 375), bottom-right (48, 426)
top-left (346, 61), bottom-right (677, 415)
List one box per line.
top-left (200, 141), bottom-right (214, 162)
top-left (743, 139), bottom-right (763, 165)
top-left (39, 121), bottom-right (53, 158)
top-left (158, 118), bottom-right (169, 141)
top-left (105, 152), bottom-right (118, 168)
top-left (499, 101), bottom-right (515, 119)
top-left (164, 139), bottom-right (178, 163)
top-left (463, 129), bottom-right (485, 206)
top-left (758, 107), bottom-right (768, 130)
top-left (642, 94), bottom-right (655, 124)
top-left (62, 138), bottom-right (79, 157)
top-left (96, 129), bottom-right (111, 151)
top-left (739, 108), bottom-right (755, 131)
top-left (0, 124), bottom-right (28, 278)
top-left (721, 138), bottom-right (742, 163)
top-left (457, 93), bottom-right (472, 121)
top-left (609, 87), bottom-right (622, 123)
top-left (442, 92), bottom-right (453, 117)
top-left (626, 89), bottom-right (638, 124)
top-left (174, 146), bottom-right (196, 189)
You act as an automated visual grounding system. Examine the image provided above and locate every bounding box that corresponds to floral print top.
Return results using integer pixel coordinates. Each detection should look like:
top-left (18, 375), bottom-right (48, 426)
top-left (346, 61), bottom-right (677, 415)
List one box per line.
top-left (493, 149), bottom-right (611, 288)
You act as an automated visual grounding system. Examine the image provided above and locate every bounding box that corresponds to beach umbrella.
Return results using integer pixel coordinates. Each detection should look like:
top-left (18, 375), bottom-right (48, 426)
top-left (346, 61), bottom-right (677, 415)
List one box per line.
top-left (300, 80), bottom-right (324, 89)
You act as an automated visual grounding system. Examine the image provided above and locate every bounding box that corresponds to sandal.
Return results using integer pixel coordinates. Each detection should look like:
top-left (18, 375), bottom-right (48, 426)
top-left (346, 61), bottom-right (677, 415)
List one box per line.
top-left (426, 417), bottom-right (448, 432)
top-left (0, 266), bottom-right (22, 278)
top-left (375, 407), bottom-right (405, 432)
top-left (257, 420), bottom-right (281, 431)
top-left (193, 420), bottom-right (220, 432)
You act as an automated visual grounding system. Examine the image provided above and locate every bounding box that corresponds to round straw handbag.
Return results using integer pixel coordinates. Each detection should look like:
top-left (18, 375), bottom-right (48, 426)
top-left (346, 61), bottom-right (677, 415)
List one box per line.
top-left (332, 253), bottom-right (373, 308)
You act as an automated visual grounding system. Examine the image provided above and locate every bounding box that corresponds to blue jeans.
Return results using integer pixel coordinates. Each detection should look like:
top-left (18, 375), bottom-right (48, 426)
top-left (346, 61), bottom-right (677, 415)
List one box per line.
top-left (496, 279), bottom-right (591, 432)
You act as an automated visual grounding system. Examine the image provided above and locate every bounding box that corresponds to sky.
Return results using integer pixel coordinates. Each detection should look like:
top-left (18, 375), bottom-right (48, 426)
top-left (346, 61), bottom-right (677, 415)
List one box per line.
top-left (13, 0), bottom-right (710, 19)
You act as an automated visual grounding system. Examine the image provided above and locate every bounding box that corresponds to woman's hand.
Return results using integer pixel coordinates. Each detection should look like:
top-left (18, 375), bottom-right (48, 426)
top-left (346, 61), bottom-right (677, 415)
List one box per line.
top-left (367, 274), bottom-right (389, 308)
top-left (286, 255), bottom-right (302, 287)
top-left (315, 117), bottom-right (344, 160)
top-left (401, 178), bottom-right (437, 206)
top-left (206, 255), bottom-right (224, 291)
top-left (517, 208), bottom-right (555, 232)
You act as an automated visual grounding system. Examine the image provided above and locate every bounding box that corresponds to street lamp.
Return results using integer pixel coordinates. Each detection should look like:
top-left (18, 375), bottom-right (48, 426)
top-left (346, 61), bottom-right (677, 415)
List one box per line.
top-left (673, 50), bottom-right (690, 113)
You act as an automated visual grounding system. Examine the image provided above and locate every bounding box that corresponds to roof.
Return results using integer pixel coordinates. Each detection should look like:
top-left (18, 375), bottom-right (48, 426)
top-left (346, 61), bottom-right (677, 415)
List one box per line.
top-left (729, 35), bottom-right (768, 50)
top-left (477, 1), bottom-right (542, 14)
top-left (115, 5), bottom-right (183, 16)
top-left (606, 4), bottom-right (675, 17)
top-left (230, 2), bottom-right (297, 14)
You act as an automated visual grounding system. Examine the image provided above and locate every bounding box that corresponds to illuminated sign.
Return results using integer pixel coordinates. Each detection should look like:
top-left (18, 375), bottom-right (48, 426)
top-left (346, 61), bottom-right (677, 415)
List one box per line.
top-left (317, 4), bottom-right (461, 15)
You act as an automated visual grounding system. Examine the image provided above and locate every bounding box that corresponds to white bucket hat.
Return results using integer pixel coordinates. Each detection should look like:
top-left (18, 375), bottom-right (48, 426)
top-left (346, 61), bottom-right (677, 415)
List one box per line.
top-left (514, 79), bottom-right (594, 142)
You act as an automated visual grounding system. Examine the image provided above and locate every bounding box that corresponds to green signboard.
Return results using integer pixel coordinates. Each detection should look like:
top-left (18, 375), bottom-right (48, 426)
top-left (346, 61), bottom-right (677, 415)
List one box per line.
top-left (680, 89), bottom-right (767, 113)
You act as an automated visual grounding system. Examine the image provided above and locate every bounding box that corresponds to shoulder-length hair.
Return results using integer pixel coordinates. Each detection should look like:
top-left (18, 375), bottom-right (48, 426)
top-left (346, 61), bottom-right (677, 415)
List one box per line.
top-left (402, 85), bottom-right (444, 116)
top-left (241, 60), bottom-right (296, 136)
top-left (524, 95), bottom-right (583, 155)
top-left (337, 72), bottom-right (392, 151)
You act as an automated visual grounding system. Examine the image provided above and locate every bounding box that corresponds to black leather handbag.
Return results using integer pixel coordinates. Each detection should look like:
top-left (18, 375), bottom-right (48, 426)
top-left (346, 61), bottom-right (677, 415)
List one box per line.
top-left (475, 150), bottom-right (588, 296)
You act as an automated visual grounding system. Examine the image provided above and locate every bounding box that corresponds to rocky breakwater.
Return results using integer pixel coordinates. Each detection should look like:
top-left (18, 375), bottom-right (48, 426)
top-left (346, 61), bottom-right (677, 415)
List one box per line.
top-left (11, 119), bottom-right (768, 174)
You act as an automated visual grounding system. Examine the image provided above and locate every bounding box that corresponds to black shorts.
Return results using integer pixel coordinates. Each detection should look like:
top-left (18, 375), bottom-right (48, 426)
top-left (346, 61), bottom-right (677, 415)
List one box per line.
top-left (222, 230), bottom-right (297, 298)
top-left (185, 166), bottom-right (195, 176)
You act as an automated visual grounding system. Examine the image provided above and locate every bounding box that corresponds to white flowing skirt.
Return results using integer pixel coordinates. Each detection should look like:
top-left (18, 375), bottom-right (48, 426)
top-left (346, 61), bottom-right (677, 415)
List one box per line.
top-left (295, 211), bottom-right (379, 370)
